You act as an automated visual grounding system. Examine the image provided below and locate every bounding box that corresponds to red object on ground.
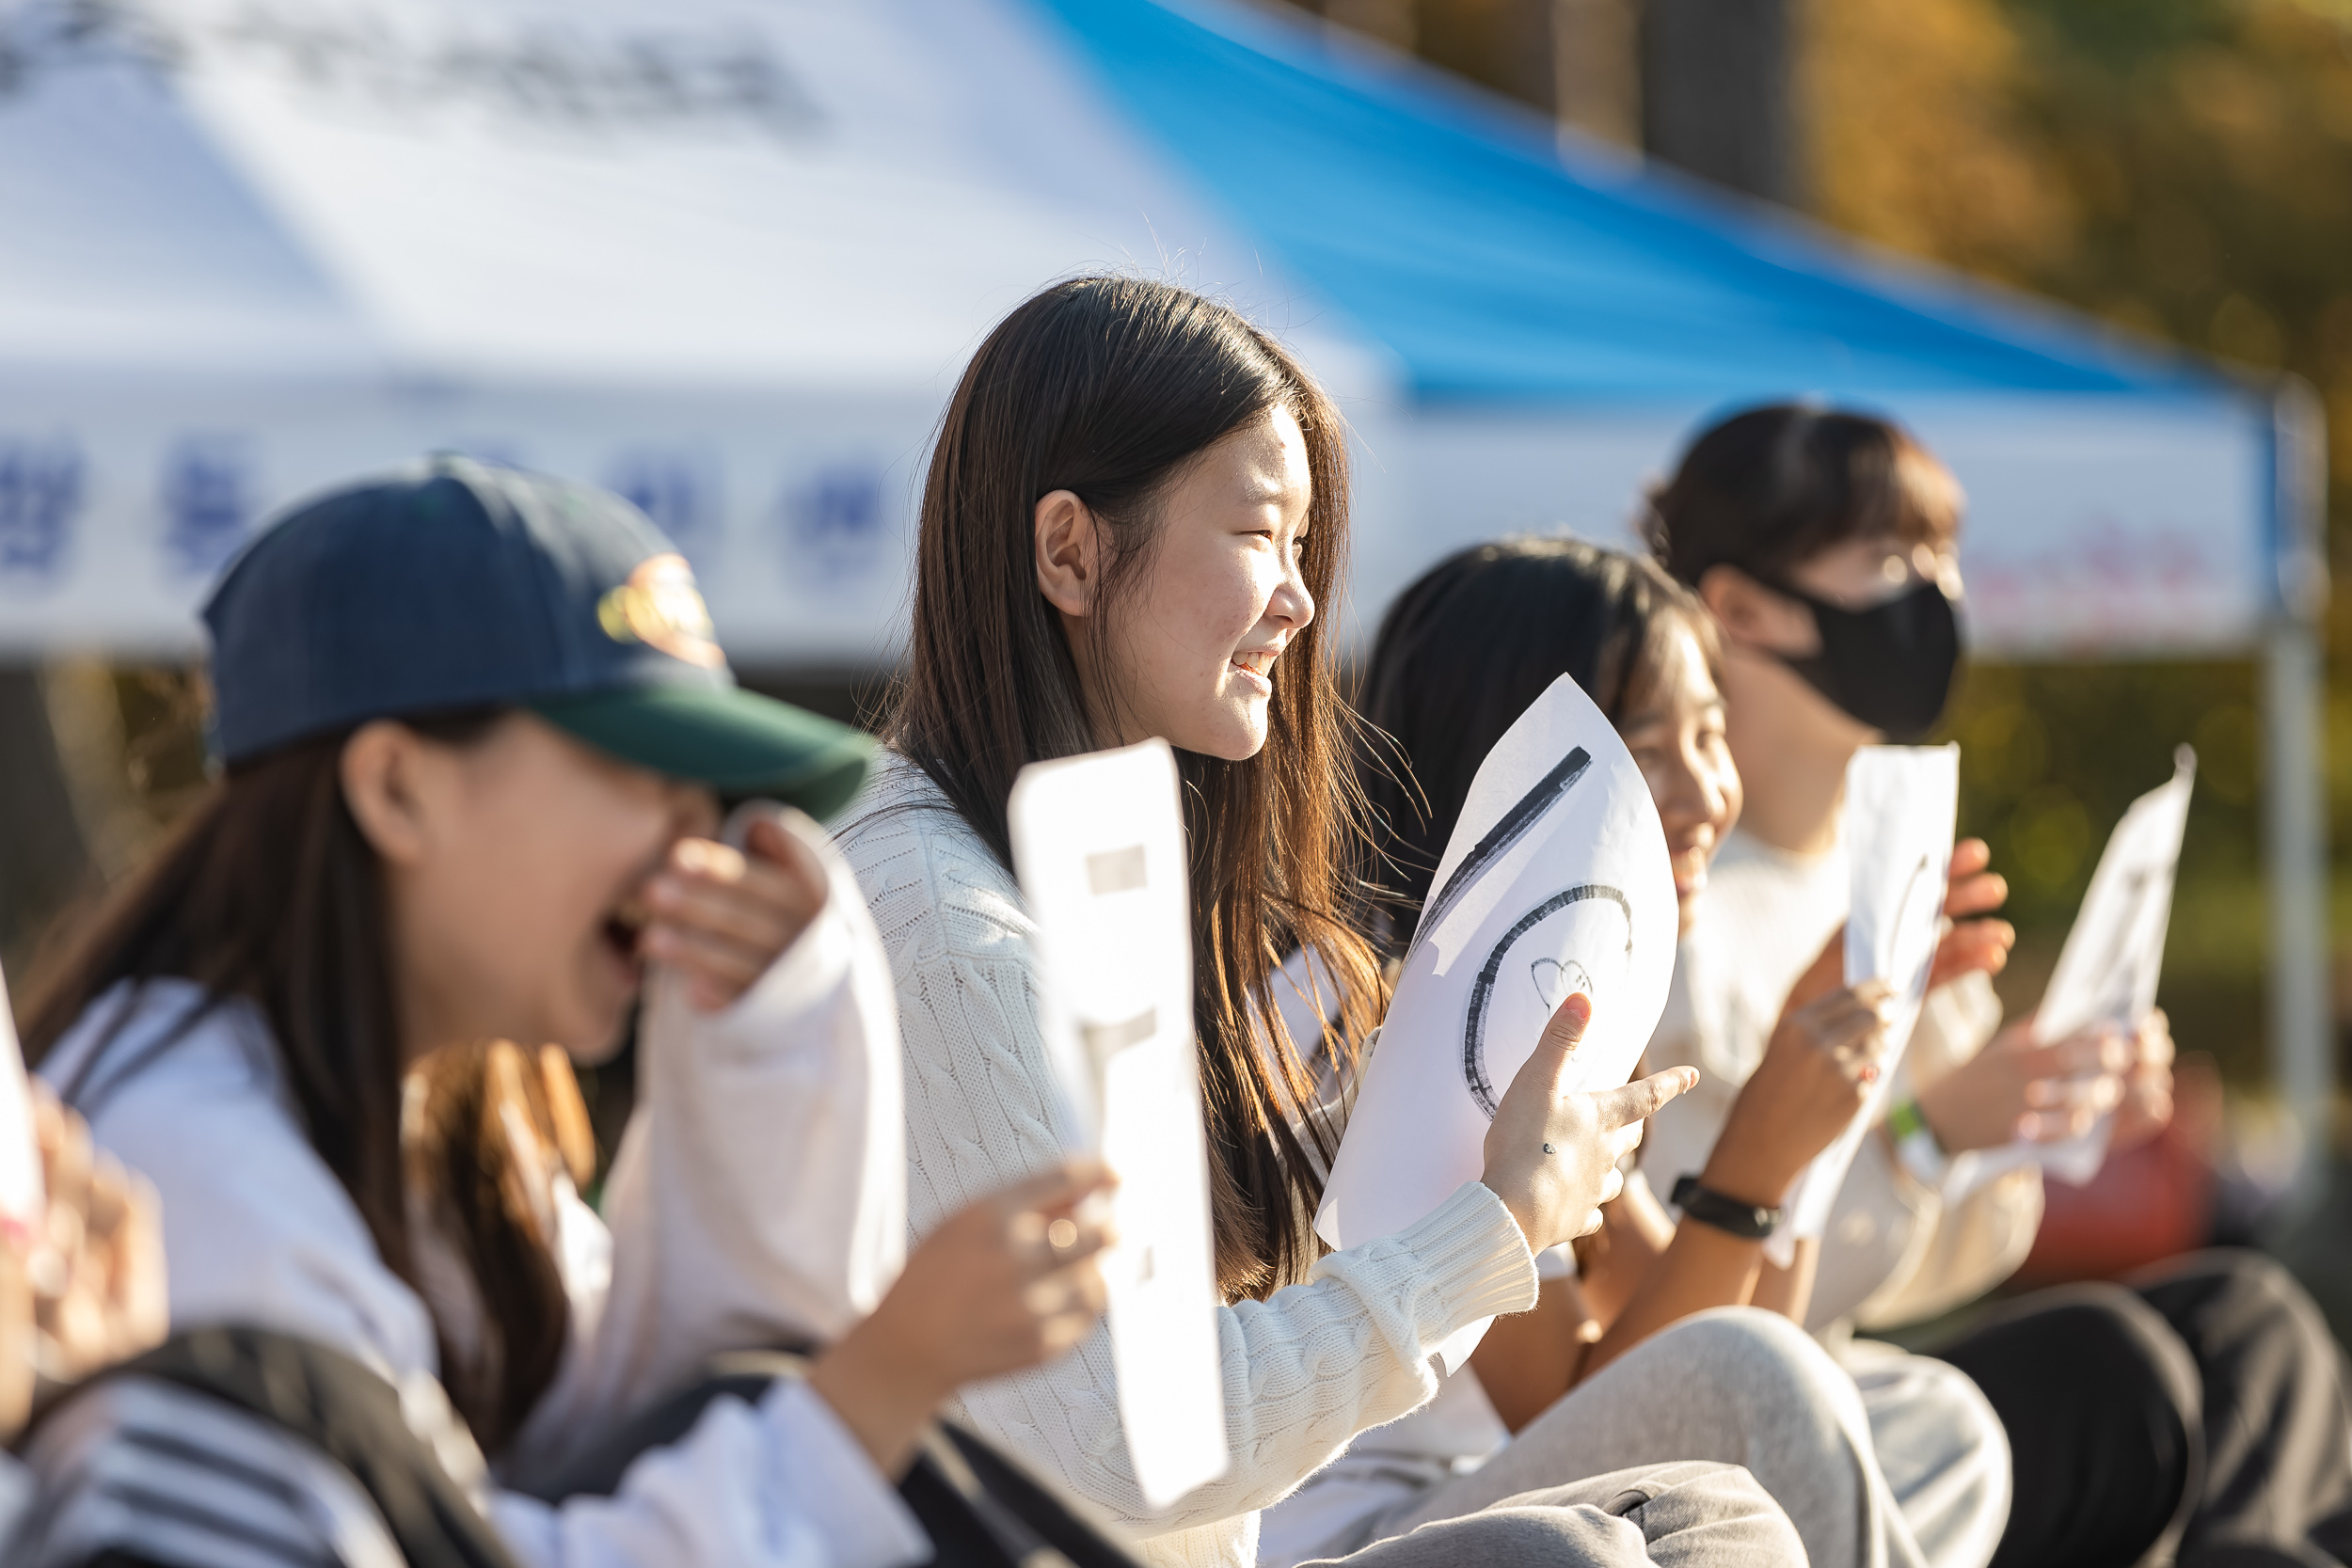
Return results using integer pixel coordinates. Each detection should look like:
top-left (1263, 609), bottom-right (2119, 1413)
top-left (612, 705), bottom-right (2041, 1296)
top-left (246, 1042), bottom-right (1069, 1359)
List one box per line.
top-left (2010, 1056), bottom-right (2220, 1288)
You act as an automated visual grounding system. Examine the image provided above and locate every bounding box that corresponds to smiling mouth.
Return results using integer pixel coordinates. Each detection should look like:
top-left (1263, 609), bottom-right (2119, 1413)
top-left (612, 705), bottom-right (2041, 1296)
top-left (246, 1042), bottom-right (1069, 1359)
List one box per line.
top-left (1231, 649), bottom-right (1277, 683)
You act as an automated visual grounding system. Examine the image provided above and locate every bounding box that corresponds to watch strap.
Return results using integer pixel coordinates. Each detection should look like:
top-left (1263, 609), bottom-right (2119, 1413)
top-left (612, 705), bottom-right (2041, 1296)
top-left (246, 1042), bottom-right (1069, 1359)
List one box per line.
top-left (1669, 1175), bottom-right (1779, 1240)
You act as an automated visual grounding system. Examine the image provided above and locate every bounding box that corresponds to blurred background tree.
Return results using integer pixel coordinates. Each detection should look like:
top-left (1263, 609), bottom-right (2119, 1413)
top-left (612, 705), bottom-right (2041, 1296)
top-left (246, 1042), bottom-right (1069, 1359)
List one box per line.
top-left (1285, 0), bottom-right (2352, 1103)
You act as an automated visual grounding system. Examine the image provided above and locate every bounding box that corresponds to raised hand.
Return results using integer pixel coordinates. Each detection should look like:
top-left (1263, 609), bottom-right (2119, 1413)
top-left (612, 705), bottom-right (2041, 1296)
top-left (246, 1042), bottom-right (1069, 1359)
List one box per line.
top-left (1, 1090), bottom-right (169, 1445)
top-left (2108, 1009), bottom-right (2178, 1152)
top-left (1704, 979), bottom-right (1896, 1207)
top-left (809, 1161), bottom-right (1116, 1477)
top-left (1915, 1015), bottom-right (2136, 1152)
top-left (1482, 994), bottom-right (1696, 1254)
top-left (642, 810), bottom-right (832, 1012)
top-left (1928, 838), bottom-right (2015, 992)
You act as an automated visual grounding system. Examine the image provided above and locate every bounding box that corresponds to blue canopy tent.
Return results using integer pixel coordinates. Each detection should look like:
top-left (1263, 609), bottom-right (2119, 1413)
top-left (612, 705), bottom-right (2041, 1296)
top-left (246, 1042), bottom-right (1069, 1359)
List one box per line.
top-left (0, 0), bottom-right (2328, 1152)
top-left (1036, 0), bottom-right (2332, 1164)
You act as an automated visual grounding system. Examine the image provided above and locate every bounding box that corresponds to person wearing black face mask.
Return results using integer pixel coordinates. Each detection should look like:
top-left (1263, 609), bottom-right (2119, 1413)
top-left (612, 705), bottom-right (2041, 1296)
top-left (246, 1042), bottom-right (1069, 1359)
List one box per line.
top-left (1764, 572), bottom-right (1962, 744)
top-left (1642, 404), bottom-right (2352, 1568)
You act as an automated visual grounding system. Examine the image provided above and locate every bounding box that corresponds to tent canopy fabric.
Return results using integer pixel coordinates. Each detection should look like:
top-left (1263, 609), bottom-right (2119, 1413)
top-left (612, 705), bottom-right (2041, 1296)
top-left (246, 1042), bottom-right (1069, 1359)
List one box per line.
top-left (1043, 0), bottom-right (2236, 404)
top-left (0, 0), bottom-right (2332, 1156)
top-left (0, 0), bottom-right (2306, 663)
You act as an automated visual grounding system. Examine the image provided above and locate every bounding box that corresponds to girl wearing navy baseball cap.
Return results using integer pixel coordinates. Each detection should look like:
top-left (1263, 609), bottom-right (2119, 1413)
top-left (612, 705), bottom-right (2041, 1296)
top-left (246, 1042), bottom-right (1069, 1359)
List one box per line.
top-left (14, 458), bottom-right (1117, 1568)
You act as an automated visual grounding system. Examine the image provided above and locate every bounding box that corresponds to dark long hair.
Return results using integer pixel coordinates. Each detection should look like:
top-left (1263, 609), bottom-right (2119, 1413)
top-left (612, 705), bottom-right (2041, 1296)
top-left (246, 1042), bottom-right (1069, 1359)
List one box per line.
top-left (406, 1037), bottom-right (596, 1452)
top-left (20, 711), bottom-right (574, 1444)
top-left (1644, 403), bottom-right (1963, 589)
top-left (1356, 538), bottom-right (1718, 952)
top-left (886, 276), bottom-right (1383, 1300)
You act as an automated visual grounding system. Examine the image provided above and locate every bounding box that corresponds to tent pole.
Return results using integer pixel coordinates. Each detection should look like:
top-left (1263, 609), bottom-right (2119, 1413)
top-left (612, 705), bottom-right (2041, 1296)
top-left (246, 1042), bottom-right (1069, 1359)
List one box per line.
top-left (2264, 379), bottom-right (2334, 1207)
top-left (2265, 616), bottom-right (2332, 1201)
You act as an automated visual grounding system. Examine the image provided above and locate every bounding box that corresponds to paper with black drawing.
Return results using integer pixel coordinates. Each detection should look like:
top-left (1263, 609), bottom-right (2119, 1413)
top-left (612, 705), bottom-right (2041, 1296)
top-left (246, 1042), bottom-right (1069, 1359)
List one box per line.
top-left (0, 961), bottom-right (40, 1232)
top-left (1951, 749), bottom-right (2196, 1195)
top-left (1772, 744), bottom-right (1958, 1266)
top-left (1008, 739), bottom-right (1227, 1509)
top-left (1316, 675), bottom-right (1677, 1365)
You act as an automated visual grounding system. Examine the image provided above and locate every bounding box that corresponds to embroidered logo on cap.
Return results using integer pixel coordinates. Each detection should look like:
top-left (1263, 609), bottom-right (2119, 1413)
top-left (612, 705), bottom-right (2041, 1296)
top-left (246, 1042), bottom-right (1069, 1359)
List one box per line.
top-left (597, 553), bottom-right (724, 669)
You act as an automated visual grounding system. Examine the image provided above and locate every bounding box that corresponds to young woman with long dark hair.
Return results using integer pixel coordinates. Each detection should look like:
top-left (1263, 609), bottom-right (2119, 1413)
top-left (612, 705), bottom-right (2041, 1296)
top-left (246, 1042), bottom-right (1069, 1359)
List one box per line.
top-left (1267, 536), bottom-right (2009, 1568)
top-left (834, 275), bottom-right (1820, 1568)
top-left (18, 460), bottom-right (1119, 1568)
top-left (1648, 403), bottom-right (2352, 1568)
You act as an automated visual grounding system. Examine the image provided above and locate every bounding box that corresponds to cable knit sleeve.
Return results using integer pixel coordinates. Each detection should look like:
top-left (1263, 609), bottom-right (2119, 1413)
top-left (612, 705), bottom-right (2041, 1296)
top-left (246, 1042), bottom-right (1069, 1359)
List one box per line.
top-left (835, 767), bottom-right (1536, 1564)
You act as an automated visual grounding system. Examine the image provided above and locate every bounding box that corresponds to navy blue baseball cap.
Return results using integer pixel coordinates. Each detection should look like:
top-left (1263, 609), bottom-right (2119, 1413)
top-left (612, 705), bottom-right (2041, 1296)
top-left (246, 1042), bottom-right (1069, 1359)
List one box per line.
top-left (202, 456), bottom-right (872, 819)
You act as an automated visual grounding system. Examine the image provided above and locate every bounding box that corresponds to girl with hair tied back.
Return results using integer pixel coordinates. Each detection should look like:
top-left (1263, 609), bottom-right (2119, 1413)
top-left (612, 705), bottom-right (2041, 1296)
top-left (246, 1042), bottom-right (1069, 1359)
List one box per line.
top-left (835, 275), bottom-right (1810, 1568)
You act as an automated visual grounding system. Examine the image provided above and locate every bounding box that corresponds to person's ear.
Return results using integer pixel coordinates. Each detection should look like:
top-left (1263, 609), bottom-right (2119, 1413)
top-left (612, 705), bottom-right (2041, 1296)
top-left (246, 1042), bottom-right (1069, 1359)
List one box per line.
top-left (1698, 564), bottom-right (1818, 656)
top-left (340, 721), bottom-right (435, 866)
top-left (1034, 489), bottom-right (1103, 619)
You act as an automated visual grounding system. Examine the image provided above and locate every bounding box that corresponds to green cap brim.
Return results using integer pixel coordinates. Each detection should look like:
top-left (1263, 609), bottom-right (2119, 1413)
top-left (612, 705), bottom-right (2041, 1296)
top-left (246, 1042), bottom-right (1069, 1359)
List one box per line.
top-left (529, 685), bottom-right (874, 822)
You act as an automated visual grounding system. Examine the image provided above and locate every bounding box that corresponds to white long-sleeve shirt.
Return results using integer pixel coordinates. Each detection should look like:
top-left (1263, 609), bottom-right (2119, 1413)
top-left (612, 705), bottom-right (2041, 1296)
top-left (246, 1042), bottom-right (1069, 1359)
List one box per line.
top-left (835, 758), bottom-right (1540, 1568)
top-left (37, 818), bottom-right (928, 1568)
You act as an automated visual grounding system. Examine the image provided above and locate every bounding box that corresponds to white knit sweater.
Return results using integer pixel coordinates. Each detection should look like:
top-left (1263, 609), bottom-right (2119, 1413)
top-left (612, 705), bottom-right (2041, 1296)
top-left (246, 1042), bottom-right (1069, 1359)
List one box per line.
top-left (836, 757), bottom-right (1539, 1568)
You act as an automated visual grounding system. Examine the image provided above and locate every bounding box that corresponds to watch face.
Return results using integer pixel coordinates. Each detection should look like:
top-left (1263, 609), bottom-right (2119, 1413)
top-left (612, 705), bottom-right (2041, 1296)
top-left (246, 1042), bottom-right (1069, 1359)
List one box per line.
top-left (1460, 883), bottom-right (1634, 1116)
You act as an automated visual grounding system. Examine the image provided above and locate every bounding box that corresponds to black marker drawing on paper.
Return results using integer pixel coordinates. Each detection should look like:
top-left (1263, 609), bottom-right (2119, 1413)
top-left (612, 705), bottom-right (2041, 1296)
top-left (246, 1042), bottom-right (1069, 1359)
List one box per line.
top-left (1462, 884), bottom-right (1633, 1116)
top-left (1883, 852), bottom-right (1938, 999)
top-left (2080, 864), bottom-right (2168, 1025)
top-left (1406, 746), bottom-right (1593, 963)
top-left (1530, 958), bottom-right (1595, 1013)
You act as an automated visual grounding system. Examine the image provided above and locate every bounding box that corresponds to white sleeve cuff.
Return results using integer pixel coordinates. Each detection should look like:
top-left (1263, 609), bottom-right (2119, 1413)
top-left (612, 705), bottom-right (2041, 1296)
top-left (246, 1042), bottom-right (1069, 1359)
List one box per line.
top-left (1533, 1243), bottom-right (1579, 1281)
top-left (765, 1379), bottom-right (933, 1568)
top-left (486, 1379), bottom-right (931, 1568)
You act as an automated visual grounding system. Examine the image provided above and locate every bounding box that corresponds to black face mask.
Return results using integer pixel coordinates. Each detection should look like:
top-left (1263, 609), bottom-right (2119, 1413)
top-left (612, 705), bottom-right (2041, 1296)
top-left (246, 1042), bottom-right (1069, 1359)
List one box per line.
top-left (1771, 578), bottom-right (1962, 742)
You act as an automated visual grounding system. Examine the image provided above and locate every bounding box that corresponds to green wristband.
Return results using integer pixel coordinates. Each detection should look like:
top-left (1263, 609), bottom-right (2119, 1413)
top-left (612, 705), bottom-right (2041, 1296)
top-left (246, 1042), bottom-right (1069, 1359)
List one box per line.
top-left (1887, 1097), bottom-right (1951, 1187)
top-left (1887, 1097), bottom-right (1934, 1146)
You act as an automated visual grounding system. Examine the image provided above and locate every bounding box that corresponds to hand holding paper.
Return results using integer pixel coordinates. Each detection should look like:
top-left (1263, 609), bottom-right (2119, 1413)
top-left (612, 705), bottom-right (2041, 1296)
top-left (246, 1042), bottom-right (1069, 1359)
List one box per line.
top-left (1008, 739), bottom-right (1228, 1510)
top-left (1318, 675), bottom-right (1680, 1278)
top-left (1772, 744), bottom-right (1958, 1263)
top-left (0, 990), bottom-right (168, 1444)
top-left (1704, 976), bottom-right (1899, 1209)
top-left (1478, 993), bottom-right (1697, 1254)
top-left (1938, 750), bottom-right (2195, 1190)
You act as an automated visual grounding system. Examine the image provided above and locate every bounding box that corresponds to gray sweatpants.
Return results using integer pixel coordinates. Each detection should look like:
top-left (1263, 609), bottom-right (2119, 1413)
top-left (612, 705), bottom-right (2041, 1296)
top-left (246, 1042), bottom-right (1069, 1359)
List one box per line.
top-left (1305, 1460), bottom-right (1803, 1568)
top-left (1340, 1307), bottom-right (1936, 1568)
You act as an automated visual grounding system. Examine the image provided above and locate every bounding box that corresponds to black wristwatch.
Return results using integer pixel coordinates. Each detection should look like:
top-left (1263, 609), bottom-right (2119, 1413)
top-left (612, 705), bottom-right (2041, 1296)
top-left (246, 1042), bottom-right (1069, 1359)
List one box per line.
top-left (1670, 1175), bottom-right (1780, 1241)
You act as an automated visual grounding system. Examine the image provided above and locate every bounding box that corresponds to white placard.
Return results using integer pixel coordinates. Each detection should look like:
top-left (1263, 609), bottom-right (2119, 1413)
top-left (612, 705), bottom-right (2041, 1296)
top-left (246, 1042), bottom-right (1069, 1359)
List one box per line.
top-left (1949, 749), bottom-right (2198, 1194)
top-left (1316, 675), bottom-right (1677, 1365)
top-left (1773, 745), bottom-right (1959, 1265)
top-left (1007, 740), bottom-right (1228, 1510)
top-left (0, 962), bottom-right (41, 1233)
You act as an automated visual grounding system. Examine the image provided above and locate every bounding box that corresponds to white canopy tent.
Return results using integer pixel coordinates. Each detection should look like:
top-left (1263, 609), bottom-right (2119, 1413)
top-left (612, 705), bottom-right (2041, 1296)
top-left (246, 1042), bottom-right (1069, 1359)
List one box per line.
top-left (0, 0), bottom-right (2329, 1161)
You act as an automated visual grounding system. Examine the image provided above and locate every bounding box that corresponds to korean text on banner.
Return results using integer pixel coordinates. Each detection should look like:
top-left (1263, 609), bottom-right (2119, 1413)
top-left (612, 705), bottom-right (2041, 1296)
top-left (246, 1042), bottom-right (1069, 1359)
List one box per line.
top-left (1772, 744), bottom-right (1959, 1266)
top-left (1007, 740), bottom-right (1227, 1510)
top-left (0, 962), bottom-right (40, 1232)
top-left (1316, 674), bottom-right (1677, 1367)
top-left (1968, 748), bottom-right (2195, 1191)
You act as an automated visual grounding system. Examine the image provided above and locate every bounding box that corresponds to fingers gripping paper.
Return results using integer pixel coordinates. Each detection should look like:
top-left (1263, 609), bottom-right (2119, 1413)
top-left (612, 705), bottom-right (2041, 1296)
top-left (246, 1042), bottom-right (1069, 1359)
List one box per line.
top-left (0, 962), bottom-right (40, 1231)
top-left (1008, 740), bottom-right (1228, 1510)
top-left (1772, 745), bottom-right (1958, 1266)
top-left (2025, 748), bottom-right (2196, 1184)
top-left (1316, 675), bottom-right (1677, 1349)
